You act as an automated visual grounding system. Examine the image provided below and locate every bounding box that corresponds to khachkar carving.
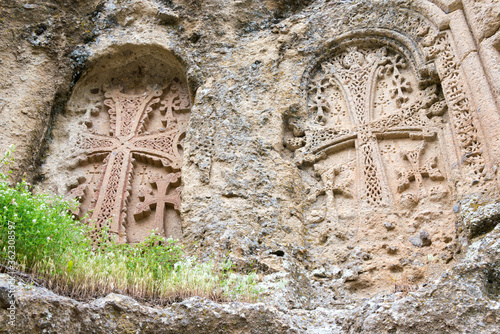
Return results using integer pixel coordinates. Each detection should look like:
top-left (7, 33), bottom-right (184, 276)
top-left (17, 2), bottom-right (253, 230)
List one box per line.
top-left (289, 46), bottom-right (447, 207)
top-left (286, 42), bottom-right (458, 293)
top-left (69, 79), bottom-right (191, 243)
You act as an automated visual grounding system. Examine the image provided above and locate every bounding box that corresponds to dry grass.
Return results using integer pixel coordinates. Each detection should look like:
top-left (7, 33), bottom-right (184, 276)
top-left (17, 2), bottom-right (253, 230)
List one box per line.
top-left (30, 252), bottom-right (260, 304)
top-left (5, 228), bottom-right (261, 305)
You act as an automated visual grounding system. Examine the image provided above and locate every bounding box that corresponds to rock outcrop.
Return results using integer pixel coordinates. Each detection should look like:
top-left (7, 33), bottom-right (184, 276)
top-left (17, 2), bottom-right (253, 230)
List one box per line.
top-left (2, 221), bottom-right (499, 332)
top-left (0, 0), bottom-right (499, 332)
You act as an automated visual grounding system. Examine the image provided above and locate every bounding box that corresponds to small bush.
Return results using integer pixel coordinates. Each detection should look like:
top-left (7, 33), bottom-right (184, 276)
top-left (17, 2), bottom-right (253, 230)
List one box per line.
top-left (0, 146), bottom-right (261, 304)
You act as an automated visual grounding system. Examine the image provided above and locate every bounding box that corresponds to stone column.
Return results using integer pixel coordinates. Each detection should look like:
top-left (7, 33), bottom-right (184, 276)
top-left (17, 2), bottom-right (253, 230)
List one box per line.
top-left (448, 9), bottom-right (500, 162)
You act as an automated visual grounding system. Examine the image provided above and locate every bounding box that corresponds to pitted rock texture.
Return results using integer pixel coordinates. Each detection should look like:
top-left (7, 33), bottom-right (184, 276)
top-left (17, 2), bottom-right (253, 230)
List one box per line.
top-left (1, 0), bottom-right (500, 332)
top-left (0, 274), bottom-right (296, 334)
top-left (1, 222), bottom-right (499, 333)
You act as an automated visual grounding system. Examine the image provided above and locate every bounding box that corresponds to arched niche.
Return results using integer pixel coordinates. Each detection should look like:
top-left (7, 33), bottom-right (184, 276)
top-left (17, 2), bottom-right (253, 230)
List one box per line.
top-left (42, 45), bottom-right (192, 244)
top-left (293, 2), bottom-right (497, 192)
top-left (284, 28), bottom-right (475, 293)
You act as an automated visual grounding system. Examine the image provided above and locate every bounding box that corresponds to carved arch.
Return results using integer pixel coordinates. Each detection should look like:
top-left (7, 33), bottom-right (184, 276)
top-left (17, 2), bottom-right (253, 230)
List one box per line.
top-left (294, 2), bottom-right (497, 188)
top-left (301, 29), bottom-right (439, 92)
top-left (283, 0), bottom-right (498, 295)
top-left (285, 25), bottom-right (460, 293)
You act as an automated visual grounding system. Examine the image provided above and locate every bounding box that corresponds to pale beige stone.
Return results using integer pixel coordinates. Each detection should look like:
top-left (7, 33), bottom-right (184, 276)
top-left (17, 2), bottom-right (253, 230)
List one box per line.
top-left (462, 0), bottom-right (500, 42)
top-left (1, 0), bottom-right (500, 330)
top-left (430, 0), bottom-right (463, 13)
top-left (449, 10), bottom-right (478, 63)
top-left (479, 30), bottom-right (500, 109)
top-left (460, 51), bottom-right (500, 157)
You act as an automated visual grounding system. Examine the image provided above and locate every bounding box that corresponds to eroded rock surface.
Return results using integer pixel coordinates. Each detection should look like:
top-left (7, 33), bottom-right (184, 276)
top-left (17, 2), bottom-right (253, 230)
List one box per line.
top-left (1, 0), bottom-right (500, 332)
top-left (1, 222), bottom-right (499, 333)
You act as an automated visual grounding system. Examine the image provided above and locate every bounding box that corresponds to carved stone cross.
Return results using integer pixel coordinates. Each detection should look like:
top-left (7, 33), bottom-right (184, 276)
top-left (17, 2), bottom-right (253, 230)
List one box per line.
top-left (293, 47), bottom-right (444, 206)
top-left (312, 164), bottom-right (353, 207)
top-left (72, 80), bottom-right (189, 242)
top-left (134, 172), bottom-right (181, 236)
top-left (397, 141), bottom-right (444, 194)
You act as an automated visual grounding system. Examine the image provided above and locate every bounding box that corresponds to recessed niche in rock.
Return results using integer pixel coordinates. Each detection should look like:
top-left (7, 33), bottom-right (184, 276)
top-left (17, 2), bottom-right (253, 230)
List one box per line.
top-left (285, 38), bottom-right (464, 293)
top-left (41, 47), bottom-right (191, 243)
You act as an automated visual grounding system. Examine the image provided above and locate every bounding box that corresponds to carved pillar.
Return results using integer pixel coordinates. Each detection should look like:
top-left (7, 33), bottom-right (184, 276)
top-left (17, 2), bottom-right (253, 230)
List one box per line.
top-left (447, 9), bottom-right (500, 160)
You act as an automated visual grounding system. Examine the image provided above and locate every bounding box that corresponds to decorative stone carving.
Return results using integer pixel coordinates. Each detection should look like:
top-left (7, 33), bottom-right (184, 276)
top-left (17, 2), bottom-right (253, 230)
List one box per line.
top-left (423, 31), bottom-right (488, 184)
top-left (396, 141), bottom-right (444, 194)
top-left (287, 39), bottom-right (459, 293)
top-left (134, 172), bottom-right (182, 237)
top-left (292, 46), bottom-right (446, 206)
top-left (67, 79), bottom-right (191, 243)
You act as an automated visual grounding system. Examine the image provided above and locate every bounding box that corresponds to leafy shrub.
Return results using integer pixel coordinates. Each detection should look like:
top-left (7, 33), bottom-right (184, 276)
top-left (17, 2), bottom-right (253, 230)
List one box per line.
top-left (0, 146), bottom-right (261, 303)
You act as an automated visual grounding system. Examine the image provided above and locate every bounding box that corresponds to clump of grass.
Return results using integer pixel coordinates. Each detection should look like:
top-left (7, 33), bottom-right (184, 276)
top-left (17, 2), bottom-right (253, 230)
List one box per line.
top-left (0, 145), bottom-right (261, 304)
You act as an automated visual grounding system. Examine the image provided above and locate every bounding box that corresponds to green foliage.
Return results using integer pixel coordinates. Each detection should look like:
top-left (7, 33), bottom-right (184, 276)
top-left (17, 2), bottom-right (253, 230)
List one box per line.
top-left (0, 146), bottom-right (261, 303)
top-left (0, 145), bottom-right (90, 271)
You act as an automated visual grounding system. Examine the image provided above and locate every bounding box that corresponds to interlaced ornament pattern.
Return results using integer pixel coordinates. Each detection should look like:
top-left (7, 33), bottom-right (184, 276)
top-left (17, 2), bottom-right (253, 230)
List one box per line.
top-left (289, 45), bottom-right (447, 207)
top-left (69, 79), bottom-right (191, 242)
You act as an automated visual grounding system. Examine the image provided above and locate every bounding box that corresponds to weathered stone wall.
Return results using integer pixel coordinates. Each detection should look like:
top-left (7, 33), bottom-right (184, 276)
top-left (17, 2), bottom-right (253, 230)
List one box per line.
top-left (2, 222), bottom-right (500, 333)
top-left (1, 0), bottom-right (499, 332)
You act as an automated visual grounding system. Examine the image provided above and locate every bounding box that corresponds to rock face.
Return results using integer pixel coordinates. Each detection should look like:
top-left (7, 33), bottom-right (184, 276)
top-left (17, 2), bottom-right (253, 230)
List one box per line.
top-left (1, 0), bottom-right (500, 332)
top-left (1, 224), bottom-right (500, 333)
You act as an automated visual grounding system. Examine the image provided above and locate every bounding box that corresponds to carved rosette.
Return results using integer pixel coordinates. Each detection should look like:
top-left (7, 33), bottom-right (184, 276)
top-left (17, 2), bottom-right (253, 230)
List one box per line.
top-left (68, 79), bottom-right (191, 243)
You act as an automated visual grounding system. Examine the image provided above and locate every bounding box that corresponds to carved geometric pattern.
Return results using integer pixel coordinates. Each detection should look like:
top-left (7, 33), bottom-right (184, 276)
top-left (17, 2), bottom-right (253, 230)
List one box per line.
top-left (69, 79), bottom-right (191, 242)
top-left (423, 32), bottom-right (486, 180)
top-left (134, 172), bottom-right (182, 235)
top-left (291, 45), bottom-right (446, 206)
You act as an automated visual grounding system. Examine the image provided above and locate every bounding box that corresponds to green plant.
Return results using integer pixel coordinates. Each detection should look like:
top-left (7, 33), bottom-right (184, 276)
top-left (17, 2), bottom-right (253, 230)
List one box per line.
top-left (0, 145), bottom-right (89, 272)
top-left (0, 146), bottom-right (262, 304)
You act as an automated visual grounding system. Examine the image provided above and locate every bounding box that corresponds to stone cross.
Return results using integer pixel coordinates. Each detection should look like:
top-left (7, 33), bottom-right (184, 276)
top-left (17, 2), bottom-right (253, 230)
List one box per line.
top-left (86, 164), bottom-right (102, 187)
top-left (73, 81), bottom-right (189, 242)
top-left (138, 166), bottom-right (149, 185)
top-left (313, 164), bottom-right (352, 207)
top-left (294, 47), bottom-right (443, 206)
top-left (134, 172), bottom-right (182, 236)
top-left (397, 141), bottom-right (444, 194)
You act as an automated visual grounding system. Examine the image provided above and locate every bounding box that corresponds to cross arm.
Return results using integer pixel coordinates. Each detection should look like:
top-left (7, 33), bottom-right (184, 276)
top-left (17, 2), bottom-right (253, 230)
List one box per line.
top-left (70, 134), bottom-right (119, 167)
top-left (76, 134), bottom-right (119, 154)
top-left (294, 128), bottom-right (356, 165)
top-left (130, 131), bottom-right (184, 169)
